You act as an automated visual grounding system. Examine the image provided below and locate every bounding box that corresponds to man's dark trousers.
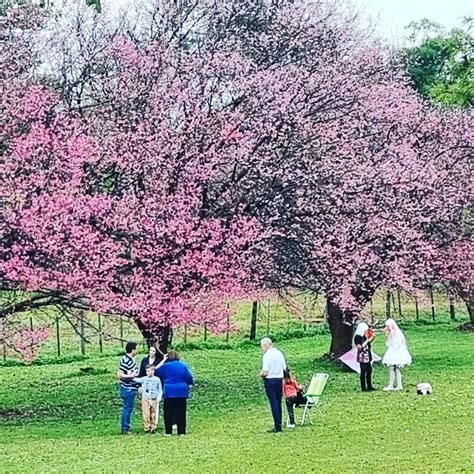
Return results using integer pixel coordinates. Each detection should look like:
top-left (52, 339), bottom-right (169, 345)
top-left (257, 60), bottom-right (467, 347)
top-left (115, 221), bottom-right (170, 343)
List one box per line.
top-left (264, 378), bottom-right (283, 431)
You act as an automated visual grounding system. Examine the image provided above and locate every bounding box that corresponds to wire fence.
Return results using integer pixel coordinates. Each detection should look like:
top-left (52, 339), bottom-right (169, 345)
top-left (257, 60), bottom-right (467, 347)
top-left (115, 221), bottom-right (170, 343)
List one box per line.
top-left (1, 286), bottom-right (469, 362)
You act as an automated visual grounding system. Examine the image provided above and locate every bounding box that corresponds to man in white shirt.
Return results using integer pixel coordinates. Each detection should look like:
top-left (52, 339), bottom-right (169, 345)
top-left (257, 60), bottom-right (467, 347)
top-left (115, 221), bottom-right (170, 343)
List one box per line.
top-left (260, 337), bottom-right (286, 433)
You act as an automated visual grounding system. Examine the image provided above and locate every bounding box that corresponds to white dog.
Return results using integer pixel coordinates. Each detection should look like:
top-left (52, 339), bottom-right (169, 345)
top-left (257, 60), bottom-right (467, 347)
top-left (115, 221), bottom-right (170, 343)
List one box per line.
top-left (416, 382), bottom-right (433, 395)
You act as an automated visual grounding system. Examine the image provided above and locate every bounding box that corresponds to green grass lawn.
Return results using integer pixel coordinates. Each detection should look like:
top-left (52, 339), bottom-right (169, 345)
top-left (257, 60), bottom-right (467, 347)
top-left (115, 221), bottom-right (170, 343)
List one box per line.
top-left (1, 324), bottom-right (473, 473)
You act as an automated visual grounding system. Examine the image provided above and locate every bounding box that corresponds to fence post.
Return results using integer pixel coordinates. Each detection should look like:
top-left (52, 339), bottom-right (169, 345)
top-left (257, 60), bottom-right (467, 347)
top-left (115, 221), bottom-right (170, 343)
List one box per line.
top-left (29, 316), bottom-right (34, 331)
top-left (415, 296), bottom-right (419, 321)
top-left (397, 289), bottom-right (403, 317)
top-left (226, 303), bottom-right (230, 343)
top-left (3, 342), bottom-right (6, 362)
top-left (386, 289), bottom-right (391, 318)
top-left (303, 295), bottom-right (307, 332)
top-left (249, 301), bottom-right (258, 340)
top-left (204, 324), bottom-right (208, 342)
top-left (55, 314), bottom-right (61, 357)
top-left (266, 300), bottom-right (271, 335)
top-left (80, 312), bottom-right (86, 356)
top-left (324, 297), bottom-right (328, 325)
top-left (120, 316), bottom-right (124, 348)
top-left (447, 287), bottom-right (456, 321)
top-left (98, 314), bottom-right (103, 354)
top-left (184, 325), bottom-right (188, 344)
top-left (429, 287), bottom-right (436, 321)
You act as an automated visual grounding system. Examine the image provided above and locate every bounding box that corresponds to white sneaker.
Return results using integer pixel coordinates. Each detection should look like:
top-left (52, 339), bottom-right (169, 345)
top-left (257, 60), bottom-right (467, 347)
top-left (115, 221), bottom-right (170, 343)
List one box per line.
top-left (383, 386), bottom-right (394, 391)
top-left (394, 386), bottom-right (404, 391)
top-left (287, 424), bottom-right (296, 429)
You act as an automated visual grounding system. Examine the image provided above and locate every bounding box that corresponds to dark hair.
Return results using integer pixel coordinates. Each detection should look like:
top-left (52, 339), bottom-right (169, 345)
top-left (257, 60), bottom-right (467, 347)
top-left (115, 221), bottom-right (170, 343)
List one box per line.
top-left (146, 364), bottom-right (155, 370)
top-left (125, 342), bottom-right (137, 354)
top-left (166, 350), bottom-right (180, 361)
top-left (283, 367), bottom-right (292, 383)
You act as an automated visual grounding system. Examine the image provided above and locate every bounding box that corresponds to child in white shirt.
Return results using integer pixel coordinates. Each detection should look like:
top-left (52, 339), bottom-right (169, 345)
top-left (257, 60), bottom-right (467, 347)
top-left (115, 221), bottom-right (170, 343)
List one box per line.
top-left (134, 364), bottom-right (163, 433)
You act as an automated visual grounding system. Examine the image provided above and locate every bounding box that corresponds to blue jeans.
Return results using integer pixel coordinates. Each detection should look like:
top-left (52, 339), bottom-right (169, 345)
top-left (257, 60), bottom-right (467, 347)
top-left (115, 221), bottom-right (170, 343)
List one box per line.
top-left (120, 386), bottom-right (137, 432)
top-left (264, 378), bottom-right (283, 431)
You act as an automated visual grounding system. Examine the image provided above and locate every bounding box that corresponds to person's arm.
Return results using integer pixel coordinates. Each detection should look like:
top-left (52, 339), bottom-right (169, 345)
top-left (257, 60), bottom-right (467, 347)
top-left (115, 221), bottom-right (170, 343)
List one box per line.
top-left (154, 354), bottom-right (168, 373)
top-left (132, 377), bottom-right (144, 384)
top-left (355, 335), bottom-right (373, 350)
top-left (362, 335), bottom-right (375, 347)
top-left (117, 370), bottom-right (137, 380)
top-left (117, 359), bottom-right (137, 380)
top-left (260, 354), bottom-right (269, 378)
top-left (156, 378), bottom-right (163, 402)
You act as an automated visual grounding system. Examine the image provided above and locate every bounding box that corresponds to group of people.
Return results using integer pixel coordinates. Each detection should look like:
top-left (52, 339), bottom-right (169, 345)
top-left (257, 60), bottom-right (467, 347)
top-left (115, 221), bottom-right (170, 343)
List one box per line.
top-left (258, 317), bottom-right (413, 432)
top-left (117, 343), bottom-right (194, 436)
top-left (116, 317), bottom-right (412, 436)
top-left (354, 317), bottom-right (412, 392)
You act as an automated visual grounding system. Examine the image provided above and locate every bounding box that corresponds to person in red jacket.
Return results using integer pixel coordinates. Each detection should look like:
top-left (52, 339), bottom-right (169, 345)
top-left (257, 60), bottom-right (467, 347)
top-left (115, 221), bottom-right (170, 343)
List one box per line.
top-left (283, 368), bottom-right (307, 428)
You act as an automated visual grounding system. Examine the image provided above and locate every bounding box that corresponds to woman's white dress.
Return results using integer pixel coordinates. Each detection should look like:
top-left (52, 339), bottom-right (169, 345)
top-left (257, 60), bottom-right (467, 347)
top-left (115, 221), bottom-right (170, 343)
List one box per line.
top-left (382, 331), bottom-right (412, 367)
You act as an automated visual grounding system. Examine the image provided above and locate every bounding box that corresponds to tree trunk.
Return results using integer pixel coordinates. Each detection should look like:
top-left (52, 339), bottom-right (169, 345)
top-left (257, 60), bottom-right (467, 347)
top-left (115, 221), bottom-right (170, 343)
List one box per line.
top-left (327, 287), bottom-right (376, 358)
top-left (397, 289), bottom-right (403, 317)
top-left (326, 298), bottom-right (353, 358)
top-left (452, 285), bottom-right (473, 325)
top-left (249, 301), bottom-right (258, 340)
top-left (449, 297), bottom-right (456, 321)
top-left (134, 319), bottom-right (173, 354)
top-left (385, 289), bottom-right (391, 318)
top-left (155, 325), bottom-right (173, 354)
top-left (429, 286), bottom-right (436, 321)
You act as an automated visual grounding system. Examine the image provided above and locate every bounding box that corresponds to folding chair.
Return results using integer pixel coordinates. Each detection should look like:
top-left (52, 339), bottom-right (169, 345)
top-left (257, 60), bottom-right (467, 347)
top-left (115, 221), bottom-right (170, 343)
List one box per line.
top-left (300, 372), bottom-right (329, 426)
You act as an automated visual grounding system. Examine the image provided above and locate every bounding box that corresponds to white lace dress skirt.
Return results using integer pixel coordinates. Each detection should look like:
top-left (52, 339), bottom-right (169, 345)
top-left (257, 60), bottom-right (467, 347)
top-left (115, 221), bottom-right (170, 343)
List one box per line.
top-left (382, 334), bottom-right (412, 368)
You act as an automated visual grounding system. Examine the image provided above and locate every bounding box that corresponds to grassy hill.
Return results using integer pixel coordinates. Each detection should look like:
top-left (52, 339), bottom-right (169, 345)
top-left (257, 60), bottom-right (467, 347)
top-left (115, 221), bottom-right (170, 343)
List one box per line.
top-left (0, 323), bottom-right (473, 473)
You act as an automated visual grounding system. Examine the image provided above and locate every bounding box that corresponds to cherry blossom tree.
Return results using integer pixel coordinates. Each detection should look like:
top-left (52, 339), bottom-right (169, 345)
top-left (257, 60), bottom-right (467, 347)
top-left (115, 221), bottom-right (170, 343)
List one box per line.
top-left (200, 0), bottom-right (473, 353)
top-left (1, 1), bottom-right (472, 360)
top-left (1, 41), bottom-right (265, 353)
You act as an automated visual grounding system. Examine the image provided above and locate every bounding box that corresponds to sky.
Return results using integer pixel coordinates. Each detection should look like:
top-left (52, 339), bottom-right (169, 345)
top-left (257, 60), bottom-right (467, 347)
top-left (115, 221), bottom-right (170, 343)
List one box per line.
top-left (359, 0), bottom-right (473, 42)
top-left (102, 0), bottom-right (473, 44)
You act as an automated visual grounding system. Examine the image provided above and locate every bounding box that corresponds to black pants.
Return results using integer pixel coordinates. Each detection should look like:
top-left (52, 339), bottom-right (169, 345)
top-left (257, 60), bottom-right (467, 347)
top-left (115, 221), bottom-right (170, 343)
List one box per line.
top-left (360, 362), bottom-right (373, 391)
top-left (264, 378), bottom-right (283, 431)
top-left (163, 398), bottom-right (187, 435)
top-left (286, 391), bottom-right (308, 425)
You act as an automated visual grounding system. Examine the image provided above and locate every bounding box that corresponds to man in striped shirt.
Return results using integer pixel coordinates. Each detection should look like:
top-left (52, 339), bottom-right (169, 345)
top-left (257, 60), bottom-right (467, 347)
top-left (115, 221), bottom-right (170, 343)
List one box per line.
top-left (117, 342), bottom-right (139, 434)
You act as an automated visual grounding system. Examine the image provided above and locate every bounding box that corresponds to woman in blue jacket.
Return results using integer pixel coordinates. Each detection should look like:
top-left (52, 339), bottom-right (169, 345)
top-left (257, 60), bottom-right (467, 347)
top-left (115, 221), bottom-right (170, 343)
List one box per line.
top-left (156, 350), bottom-right (194, 436)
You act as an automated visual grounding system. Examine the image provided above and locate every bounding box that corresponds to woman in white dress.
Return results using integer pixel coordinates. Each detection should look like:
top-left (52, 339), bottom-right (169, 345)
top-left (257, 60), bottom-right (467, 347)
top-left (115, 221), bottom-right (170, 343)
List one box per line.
top-left (382, 318), bottom-right (412, 391)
